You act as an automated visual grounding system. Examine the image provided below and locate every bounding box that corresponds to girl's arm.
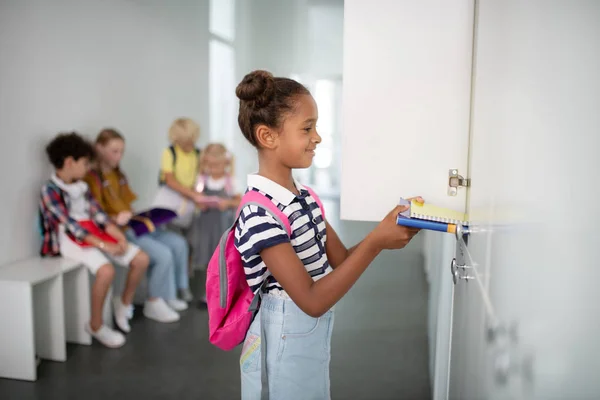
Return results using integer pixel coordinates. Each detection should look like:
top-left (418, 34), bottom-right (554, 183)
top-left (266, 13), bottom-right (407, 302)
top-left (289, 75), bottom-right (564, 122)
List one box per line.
top-left (164, 173), bottom-right (200, 201)
top-left (160, 148), bottom-right (202, 201)
top-left (324, 221), bottom-right (362, 269)
top-left (260, 205), bottom-right (419, 318)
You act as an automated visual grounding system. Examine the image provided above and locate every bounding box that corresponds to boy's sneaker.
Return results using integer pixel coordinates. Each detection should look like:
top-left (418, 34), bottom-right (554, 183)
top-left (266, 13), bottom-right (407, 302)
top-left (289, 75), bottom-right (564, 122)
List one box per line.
top-left (167, 298), bottom-right (188, 311)
top-left (113, 297), bottom-right (133, 333)
top-left (178, 288), bottom-right (194, 302)
top-left (143, 298), bottom-right (180, 323)
top-left (85, 323), bottom-right (126, 348)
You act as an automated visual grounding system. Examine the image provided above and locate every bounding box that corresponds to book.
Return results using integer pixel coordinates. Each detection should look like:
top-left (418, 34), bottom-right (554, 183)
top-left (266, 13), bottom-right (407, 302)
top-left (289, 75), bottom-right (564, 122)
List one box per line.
top-left (127, 207), bottom-right (178, 237)
top-left (151, 186), bottom-right (196, 228)
top-left (401, 198), bottom-right (467, 224)
top-left (396, 214), bottom-right (458, 234)
top-left (396, 198), bottom-right (467, 234)
top-left (74, 220), bottom-right (119, 247)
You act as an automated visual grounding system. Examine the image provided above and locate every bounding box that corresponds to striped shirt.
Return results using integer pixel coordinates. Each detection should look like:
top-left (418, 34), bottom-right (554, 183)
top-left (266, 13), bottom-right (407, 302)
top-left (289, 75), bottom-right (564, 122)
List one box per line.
top-left (234, 174), bottom-right (332, 296)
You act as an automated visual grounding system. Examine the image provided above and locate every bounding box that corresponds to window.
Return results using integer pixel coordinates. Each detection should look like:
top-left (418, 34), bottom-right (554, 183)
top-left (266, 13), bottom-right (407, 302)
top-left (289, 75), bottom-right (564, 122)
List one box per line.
top-left (209, 0), bottom-right (236, 148)
top-left (209, 0), bottom-right (235, 42)
top-left (209, 40), bottom-right (236, 149)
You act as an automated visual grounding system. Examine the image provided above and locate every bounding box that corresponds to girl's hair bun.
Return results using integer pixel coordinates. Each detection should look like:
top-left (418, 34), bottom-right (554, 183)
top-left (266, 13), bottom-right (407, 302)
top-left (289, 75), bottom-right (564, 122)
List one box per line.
top-left (235, 70), bottom-right (275, 108)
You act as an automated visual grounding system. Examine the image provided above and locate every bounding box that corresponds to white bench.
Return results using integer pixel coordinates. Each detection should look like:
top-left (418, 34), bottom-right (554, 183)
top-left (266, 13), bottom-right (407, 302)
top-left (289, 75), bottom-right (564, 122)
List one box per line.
top-left (0, 257), bottom-right (113, 381)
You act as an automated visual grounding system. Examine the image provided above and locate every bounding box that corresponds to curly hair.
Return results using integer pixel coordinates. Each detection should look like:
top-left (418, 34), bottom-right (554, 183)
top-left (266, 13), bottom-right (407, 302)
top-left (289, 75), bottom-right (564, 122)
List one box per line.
top-left (45, 132), bottom-right (94, 169)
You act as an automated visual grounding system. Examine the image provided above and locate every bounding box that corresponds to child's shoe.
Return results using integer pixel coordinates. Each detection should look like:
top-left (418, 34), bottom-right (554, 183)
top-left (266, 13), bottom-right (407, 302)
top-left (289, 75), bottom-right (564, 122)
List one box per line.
top-left (167, 298), bottom-right (188, 311)
top-left (143, 298), bottom-right (180, 323)
top-left (85, 323), bottom-right (126, 348)
top-left (113, 297), bottom-right (133, 333)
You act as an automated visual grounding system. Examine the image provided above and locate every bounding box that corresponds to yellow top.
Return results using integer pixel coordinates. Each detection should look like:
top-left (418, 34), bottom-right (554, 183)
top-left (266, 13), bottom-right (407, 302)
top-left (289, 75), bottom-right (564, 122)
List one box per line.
top-left (84, 169), bottom-right (137, 216)
top-left (160, 145), bottom-right (199, 189)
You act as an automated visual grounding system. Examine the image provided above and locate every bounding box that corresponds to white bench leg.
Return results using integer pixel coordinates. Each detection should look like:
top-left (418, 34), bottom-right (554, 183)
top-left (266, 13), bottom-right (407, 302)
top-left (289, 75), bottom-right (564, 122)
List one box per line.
top-left (33, 275), bottom-right (66, 362)
top-left (63, 266), bottom-right (91, 345)
top-left (0, 281), bottom-right (37, 381)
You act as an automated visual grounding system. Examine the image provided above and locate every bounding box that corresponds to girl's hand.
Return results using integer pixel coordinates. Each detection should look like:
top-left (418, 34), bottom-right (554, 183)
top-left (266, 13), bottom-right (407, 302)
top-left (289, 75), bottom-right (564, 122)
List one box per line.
top-left (193, 192), bottom-right (206, 205)
top-left (368, 205), bottom-right (421, 251)
top-left (115, 211), bottom-right (133, 226)
top-left (218, 199), bottom-right (230, 211)
top-left (407, 196), bottom-right (425, 204)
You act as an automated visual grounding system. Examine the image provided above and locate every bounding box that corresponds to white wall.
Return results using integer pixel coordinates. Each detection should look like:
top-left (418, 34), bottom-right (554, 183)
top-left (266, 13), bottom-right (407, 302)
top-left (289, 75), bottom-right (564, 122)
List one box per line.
top-left (232, 0), bottom-right (345, 191)
top-left (0, 0), bottom-right (209, 266)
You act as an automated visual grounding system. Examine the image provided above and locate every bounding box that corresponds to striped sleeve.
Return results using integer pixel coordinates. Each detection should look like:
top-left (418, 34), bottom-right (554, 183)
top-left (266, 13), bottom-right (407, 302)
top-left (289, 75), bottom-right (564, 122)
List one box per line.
top-left (234, 205), bottom-right (290, 259)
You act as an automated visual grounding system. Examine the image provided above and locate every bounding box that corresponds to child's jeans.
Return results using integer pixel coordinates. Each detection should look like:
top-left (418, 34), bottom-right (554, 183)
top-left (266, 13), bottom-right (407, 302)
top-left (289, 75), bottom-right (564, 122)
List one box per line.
top-left (125, 228), bottom-right (189, 298)
top-left (240, 294), bottom-right (335, 400)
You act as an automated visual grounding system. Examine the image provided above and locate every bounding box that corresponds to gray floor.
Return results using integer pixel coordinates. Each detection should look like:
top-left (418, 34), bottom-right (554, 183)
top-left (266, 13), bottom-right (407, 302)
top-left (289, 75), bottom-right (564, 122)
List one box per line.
top-left (0, 201), bottom-right (431, 400)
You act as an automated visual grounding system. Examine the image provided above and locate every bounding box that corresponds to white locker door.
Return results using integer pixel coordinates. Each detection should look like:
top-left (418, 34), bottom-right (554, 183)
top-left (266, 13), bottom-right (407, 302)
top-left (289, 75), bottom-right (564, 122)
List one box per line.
top-left (341, 0), bottom-right (475, 222)
top-left (451, 2), bottom-right (600, 399)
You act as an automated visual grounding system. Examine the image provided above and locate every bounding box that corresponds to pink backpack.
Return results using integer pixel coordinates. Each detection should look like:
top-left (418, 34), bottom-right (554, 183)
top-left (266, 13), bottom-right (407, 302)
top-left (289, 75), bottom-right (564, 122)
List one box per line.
top-left (206, 187), bottom-right (325, 351)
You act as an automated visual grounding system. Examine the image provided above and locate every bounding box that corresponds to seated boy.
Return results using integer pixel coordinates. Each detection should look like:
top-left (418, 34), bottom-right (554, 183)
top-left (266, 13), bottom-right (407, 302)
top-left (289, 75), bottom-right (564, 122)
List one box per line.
top-left (39, 132), bottom-right (150, 348)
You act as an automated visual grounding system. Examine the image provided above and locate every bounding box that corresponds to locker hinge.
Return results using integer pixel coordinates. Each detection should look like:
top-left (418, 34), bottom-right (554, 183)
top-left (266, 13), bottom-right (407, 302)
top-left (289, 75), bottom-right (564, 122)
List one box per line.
top-left (448, 169), bottom-right (470, 196)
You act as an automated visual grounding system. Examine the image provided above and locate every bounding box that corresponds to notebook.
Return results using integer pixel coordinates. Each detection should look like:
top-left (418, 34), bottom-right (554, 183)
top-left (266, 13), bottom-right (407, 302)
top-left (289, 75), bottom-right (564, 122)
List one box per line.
top-left (400, 198), bottom-right (468, 225)
top-left (396, 198), bottom-right (468, 234)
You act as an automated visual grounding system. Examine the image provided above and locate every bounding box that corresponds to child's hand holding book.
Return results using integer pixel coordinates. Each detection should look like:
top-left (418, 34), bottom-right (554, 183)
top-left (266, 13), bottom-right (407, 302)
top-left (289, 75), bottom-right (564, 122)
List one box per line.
top-left (115, 211), bottom-right (133, 226)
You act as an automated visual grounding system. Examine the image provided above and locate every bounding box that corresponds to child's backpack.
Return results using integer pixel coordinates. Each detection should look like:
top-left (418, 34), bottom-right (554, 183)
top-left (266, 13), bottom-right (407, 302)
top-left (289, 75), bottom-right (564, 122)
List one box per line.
top-left (206, 187), bottom-right (325, 351)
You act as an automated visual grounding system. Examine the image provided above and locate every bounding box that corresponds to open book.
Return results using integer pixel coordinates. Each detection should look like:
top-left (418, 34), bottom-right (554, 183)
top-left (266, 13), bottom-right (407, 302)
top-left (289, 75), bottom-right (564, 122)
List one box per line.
top-left (127, 208), bottom-right (178, 237)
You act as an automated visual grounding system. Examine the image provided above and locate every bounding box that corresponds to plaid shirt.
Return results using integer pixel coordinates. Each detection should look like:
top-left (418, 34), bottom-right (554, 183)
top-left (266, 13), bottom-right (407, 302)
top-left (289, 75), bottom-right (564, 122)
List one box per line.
top-left (39, 179), bottom-right (109, 256)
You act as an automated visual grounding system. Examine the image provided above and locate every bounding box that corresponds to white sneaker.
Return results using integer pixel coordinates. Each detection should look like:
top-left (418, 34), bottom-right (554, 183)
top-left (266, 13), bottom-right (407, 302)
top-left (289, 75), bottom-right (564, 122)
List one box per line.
top-left (178, 288), bottom-right (194, 302)
top-left (167, 298), bottom-right (188, 311)
top-left (143, 298), bottom-right (180, 323)
top-left (113, 297), bottom-right (133, 333)
top-left (85, 323), bottom-right (126, 348)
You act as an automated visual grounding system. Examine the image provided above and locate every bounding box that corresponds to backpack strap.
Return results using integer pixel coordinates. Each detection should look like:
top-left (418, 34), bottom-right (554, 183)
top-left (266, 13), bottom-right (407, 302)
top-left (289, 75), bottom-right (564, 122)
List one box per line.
top-left (304, 186), bottom-right (326, 221)
top-left (169, 145), bottom-right (201, 169)
top-left (158, 146), bottom-right (177, 186)
top-left (169, 145), bottom-right (177, 166)
top-left (236, 190), bottom-right (292, 400)
top-left (236, 190), bottom-right (291, 236)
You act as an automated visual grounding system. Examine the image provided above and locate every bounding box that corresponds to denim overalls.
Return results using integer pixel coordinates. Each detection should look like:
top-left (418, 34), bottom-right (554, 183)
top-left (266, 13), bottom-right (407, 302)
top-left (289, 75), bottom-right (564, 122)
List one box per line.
top-left (240, 295), bottom-right (335, 400)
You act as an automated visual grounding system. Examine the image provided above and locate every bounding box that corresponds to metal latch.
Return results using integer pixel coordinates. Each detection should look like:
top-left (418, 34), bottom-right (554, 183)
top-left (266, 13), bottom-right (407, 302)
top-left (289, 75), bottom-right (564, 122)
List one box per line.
top-left (448, 169), bottom-right (470, 196)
